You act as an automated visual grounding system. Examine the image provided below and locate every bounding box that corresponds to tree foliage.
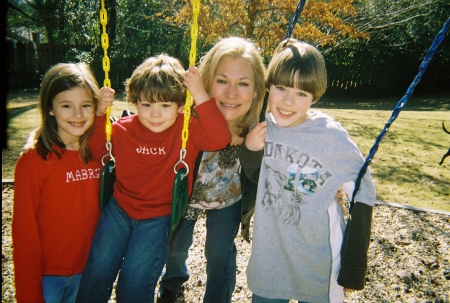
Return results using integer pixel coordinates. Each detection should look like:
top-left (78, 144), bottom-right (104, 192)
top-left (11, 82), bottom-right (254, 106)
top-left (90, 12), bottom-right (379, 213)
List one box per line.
top-left (102, 0), bottom-right (191, 86)
top-left (169, 0), bottom-right (369, 58)
top-left (6, 0), bottom-right (449, 94)
top-left (350, 0), bottom-right (449, 48)
top-left (325, 0), bottom-right (450, 95)
top-left (7, 0), bottom-right (99, 45)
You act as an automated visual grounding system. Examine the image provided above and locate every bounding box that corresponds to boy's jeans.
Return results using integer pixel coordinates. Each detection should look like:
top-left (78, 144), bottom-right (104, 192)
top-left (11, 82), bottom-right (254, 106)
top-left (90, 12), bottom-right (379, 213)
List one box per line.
top-left (76, 197), bottom-right (169, 303)
top-left (160, 200), bottom-right (242, 303)
top-left (42, 274), bottom-right (81, 303)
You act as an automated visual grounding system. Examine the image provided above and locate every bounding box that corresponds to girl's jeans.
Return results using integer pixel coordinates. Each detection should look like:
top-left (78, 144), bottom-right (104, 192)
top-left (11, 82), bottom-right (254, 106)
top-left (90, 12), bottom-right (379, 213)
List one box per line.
top-left (75, 197), bottom-right (169, 303)
top-left (42, 274), bottom-right (81, 303)
top-left (160, 200), bottom-right (242, 303)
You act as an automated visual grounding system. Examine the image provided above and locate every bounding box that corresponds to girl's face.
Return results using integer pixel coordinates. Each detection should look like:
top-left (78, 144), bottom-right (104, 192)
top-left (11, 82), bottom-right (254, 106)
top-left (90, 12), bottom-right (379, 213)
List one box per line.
top-left (135, 100), bottom-right (184, 133)
top-left (268, 84), bottom-right (313, 127)
top-left (209, 56), bottom-right (257, 126)
top-left (50, 87), bottom-right (95, 147)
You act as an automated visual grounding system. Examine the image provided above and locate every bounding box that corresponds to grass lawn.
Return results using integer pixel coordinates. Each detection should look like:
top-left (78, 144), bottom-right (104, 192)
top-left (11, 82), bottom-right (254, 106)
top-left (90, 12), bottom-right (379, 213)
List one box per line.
top-left (3, 89), bottom-right (450, 212)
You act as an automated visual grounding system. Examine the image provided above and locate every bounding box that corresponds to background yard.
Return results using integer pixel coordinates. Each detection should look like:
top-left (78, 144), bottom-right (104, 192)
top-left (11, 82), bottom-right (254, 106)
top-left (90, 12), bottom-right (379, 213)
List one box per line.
top-left (3, 89), bottom-right (449, 212)
top-left (2, 90), bottom-right (449, 302)
top-left (4, 1), bottom-right (449, 302)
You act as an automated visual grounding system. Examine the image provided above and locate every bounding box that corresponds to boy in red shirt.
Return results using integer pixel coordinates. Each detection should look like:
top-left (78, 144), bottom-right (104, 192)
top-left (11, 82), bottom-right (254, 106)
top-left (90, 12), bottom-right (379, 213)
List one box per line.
top-left (75, 54), bottom-right (230, 303)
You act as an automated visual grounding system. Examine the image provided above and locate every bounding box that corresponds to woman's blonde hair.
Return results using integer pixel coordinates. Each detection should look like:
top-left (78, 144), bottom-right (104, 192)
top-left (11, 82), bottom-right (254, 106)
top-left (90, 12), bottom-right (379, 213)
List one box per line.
top-left (198, 37), bottom-right (266, 136)
top-left (38, 62), bottom-right (99, 164)
top-left (267, 38), bottom-right (327, 103)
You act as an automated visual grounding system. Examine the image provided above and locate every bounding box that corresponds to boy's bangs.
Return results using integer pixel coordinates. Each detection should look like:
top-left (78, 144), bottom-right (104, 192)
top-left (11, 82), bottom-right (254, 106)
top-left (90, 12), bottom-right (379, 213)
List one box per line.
top-left (291, 69), bottom-right (319, 94)
top-left (139, 87), bottom-right (178, 104)
top-left (271, 60), bottom-right (317, 94)
top-left (138, 76), bottom-right (185, 104)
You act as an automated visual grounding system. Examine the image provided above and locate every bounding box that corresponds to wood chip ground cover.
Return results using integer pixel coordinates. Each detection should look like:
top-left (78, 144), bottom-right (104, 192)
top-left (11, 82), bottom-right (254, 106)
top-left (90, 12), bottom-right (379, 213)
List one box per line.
top-left (2, 184), bottom-right (449, 302)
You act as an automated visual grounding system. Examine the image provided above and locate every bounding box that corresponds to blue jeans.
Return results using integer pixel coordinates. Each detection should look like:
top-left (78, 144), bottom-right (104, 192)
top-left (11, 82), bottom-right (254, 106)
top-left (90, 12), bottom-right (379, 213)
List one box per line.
top-left (160, 200), bottom-right (242, 303)
top-left (42, 274), bottom-right (81, 303)
top-left (76, 198), bottom-right (170, 303)
top-left (252, 294), bottom-right (306, 303)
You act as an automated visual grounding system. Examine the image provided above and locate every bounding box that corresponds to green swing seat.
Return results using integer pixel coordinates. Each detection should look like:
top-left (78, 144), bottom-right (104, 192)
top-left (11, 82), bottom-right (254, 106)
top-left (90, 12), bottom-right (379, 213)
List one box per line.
top-left (100, 160), bottom-right (116, 212)
top-left (169, 168), bottom-right (189, 239)
top-left (99, 161), bottom-right (188, 240)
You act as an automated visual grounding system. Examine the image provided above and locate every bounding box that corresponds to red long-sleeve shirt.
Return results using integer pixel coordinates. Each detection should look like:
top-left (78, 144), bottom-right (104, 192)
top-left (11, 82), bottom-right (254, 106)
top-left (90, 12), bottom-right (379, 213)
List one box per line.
top-left (12, 147), bottom-right (102, 302)
top-left (89, 99), bottom-right (230, 219)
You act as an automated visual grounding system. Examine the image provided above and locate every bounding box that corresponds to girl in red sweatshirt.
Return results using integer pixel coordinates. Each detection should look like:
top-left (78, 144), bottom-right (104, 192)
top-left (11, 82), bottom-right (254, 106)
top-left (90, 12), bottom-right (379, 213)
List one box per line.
top-left (12, 62), bottom-right (113, 303)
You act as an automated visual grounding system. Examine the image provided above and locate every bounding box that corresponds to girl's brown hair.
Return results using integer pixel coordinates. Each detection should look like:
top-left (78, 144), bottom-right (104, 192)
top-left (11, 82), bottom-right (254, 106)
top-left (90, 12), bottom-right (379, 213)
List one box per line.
top-left (37, 62), bottom-right (99, 164)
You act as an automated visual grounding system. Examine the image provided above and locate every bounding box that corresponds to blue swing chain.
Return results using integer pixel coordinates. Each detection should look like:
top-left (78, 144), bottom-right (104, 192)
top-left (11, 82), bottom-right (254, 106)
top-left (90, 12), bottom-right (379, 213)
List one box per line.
top-left (283, 0), bottom-right (306, 40)
top-left (349, 18), bottom-right (450, 212)
top-left (260, 0), bottom-right (307, 122)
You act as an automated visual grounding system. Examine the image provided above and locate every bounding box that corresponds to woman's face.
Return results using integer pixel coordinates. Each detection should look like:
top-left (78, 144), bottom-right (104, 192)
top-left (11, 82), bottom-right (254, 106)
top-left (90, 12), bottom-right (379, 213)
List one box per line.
top-left (209, 56), bottom-right (257, 125)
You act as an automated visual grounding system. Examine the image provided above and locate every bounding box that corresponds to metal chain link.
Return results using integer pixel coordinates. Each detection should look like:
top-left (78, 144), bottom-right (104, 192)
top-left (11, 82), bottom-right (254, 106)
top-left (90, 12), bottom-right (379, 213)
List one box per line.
top-left (175, 0), bottom-right (201, 176)
top-left (100, 0), bottom-right (112, 144)
top-left (181, 0), bottom-right (200, 150)
top-left (100, 0), bottom-right (115, 167)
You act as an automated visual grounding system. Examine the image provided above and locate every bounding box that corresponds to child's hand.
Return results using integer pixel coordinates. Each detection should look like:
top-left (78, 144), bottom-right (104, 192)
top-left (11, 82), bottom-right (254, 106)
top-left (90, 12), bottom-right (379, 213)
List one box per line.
top-left (97, 87), bottom-right (115, 116)
top-left (344, 288), bottom-right (355, 293)
top-left (245, 121), bottom-right (267, 151)
top-left (335, 187), bottom-right (348, 214)
top-left (184, 66), bottom-right (210, 105)
top-left (21, 127), bottom-right (41, 154)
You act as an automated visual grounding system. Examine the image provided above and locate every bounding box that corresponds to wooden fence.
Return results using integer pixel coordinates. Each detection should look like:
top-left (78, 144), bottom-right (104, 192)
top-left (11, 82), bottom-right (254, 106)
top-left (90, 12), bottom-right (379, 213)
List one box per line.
top-left (4, 40), bottom-right (376, 95)
top-left (7, 41), bottom-right (39, 87)
top-left (7, 41), bottom-right (91, 88)
top-left (7, 40), bottom-right (447, 96)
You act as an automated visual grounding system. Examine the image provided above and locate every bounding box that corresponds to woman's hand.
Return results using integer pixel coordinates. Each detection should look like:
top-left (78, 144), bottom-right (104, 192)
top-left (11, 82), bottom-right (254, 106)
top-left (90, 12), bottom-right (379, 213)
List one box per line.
top-left (97, 87), bottom-right (115, 116)
top-left (245, 121), bottom-right (267, 151)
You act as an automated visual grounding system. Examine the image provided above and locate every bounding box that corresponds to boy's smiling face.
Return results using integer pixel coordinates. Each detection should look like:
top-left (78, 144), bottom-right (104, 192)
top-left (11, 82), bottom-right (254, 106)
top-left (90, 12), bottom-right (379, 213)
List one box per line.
top-left (135, 100), bottom-right (184, 133)
top-left (268, 84), bottom-right (313, 127)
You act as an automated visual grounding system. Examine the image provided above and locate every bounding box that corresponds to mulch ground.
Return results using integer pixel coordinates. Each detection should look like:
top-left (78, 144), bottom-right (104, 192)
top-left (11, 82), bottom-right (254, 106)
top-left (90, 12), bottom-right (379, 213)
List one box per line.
top-left (2, 183), bottom-right (449, 302)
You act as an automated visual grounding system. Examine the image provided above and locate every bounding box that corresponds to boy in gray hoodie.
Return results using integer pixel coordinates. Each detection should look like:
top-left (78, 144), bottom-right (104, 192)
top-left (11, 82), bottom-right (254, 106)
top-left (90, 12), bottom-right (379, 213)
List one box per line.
top-left (240, 39), bottom-right (376, 303)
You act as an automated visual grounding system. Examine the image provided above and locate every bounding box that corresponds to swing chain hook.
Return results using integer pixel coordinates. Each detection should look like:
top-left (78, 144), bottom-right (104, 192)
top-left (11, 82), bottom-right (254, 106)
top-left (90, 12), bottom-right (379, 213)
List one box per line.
top-left (102, 141), bottom-right (116, 168)
top-left (174, 148), bottom-right (189, 178)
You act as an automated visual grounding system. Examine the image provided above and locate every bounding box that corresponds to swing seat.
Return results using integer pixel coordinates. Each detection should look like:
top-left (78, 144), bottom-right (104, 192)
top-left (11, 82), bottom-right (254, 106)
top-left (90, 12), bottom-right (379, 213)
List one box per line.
top-left (169, 168), bottom-right (189, 239)
top-left (100, 160), bottom-right (116, 211)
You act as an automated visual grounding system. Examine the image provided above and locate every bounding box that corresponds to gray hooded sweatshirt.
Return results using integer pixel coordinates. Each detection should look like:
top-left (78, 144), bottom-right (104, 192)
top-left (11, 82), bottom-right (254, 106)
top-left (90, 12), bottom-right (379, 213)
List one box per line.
top-left (240, 110), bottom-right (376, 303)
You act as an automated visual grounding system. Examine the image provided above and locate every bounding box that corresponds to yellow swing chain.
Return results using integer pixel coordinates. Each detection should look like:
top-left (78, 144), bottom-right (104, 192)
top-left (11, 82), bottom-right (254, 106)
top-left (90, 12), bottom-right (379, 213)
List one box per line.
top-left (100, 0), bottom-right (115, 167)
top-left (175, 0), bottom-right (200, 176)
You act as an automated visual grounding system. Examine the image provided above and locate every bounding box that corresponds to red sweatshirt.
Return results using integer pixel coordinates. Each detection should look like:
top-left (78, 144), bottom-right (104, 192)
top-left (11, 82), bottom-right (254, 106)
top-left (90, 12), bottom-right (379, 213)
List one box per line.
top-left (12, 148), bottom-right (102, 303)
top-left (89, 99), bottom-right (230, 219)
